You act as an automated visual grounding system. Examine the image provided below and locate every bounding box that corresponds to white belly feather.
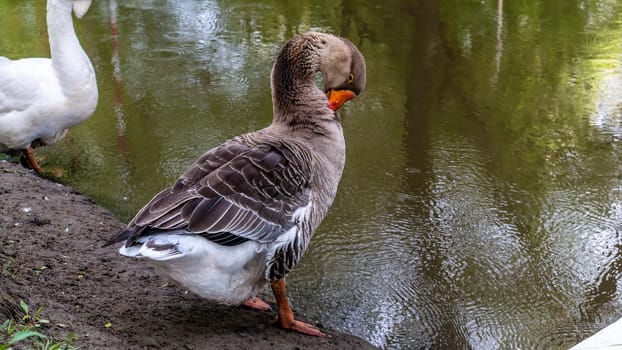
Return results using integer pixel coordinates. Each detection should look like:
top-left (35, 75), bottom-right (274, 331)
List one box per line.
top-left (119, 233), bottom-right (270, 305)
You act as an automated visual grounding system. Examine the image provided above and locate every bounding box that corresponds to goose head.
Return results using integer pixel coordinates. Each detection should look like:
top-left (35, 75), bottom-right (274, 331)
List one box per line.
top-left (320, 35), bottom-right (366, 111)
top-left (71, 0), bottom-right (92, 19)
top-left (270, 32), bottom-right (366, 120)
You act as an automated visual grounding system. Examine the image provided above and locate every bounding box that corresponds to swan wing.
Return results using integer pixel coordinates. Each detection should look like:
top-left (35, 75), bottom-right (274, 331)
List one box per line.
top-left (0, 58), bottom-right (59, 115)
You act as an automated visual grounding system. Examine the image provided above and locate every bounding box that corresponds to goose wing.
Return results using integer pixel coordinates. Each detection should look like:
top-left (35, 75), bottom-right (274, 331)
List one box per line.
top-left (107, 137), bottom-right (313, 247)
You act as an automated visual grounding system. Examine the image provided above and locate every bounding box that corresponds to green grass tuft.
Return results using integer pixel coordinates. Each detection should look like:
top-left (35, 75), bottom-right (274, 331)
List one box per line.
top-left (0, 299), bottom-right (78, 350)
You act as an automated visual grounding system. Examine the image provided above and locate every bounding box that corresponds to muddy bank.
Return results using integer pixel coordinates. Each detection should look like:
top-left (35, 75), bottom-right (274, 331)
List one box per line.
top-left (0, 161), bottom-right (377, 349)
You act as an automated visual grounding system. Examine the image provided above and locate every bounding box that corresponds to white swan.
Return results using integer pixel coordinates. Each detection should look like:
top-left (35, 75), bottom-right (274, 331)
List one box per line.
top-left (0, 0), bottom-right (98, 173)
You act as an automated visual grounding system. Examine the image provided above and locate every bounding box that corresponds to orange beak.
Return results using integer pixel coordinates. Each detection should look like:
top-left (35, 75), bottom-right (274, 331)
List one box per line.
top-left (327, 89), bottom-right (356, 111)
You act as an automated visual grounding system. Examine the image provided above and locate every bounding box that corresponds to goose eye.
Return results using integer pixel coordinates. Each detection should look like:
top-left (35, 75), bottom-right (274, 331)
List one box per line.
top-left (347, 73), bottom-right (354, 83)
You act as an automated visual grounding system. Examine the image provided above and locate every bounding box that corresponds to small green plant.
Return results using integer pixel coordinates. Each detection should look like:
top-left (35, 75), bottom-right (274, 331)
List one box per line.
top-left (19, 300), bottom-right (50, 328)
top-left (0, 319), bottom-right (47, 350)
top-left (0, 153), bottom-right (19, 163)
top-left (1, 259), bottom-right (19, 280)
top-left (0, 300), bottom-right (79, 350)
top-left (31, 265), bottom-right (49, 278)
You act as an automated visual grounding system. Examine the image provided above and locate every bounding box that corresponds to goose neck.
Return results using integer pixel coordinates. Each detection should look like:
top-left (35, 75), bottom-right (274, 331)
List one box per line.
top-left (270, 36), bottom-right (333, 125)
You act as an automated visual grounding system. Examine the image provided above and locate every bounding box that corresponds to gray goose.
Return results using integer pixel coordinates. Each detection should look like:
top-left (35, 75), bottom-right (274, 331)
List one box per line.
top-left (104, 31), bottom-right (366, 336)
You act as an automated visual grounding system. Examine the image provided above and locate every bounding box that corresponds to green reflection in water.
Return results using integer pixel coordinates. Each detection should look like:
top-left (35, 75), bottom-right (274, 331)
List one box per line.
top-left (2, 0), bottom-right (622, 348)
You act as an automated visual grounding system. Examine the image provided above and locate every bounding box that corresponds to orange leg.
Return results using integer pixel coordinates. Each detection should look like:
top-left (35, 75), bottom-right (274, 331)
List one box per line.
top-left (242, 297), bottom-right (272, 311)
top-left (271, 278), bottom-right (326, 337)
top-left (24, 147), bottom-right (42, 174)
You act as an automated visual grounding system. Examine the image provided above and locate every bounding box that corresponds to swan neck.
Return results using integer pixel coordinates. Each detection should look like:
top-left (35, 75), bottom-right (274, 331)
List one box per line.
top-left (47, 0), bottom-right (82, 58)
top-left (46, 0), bottom-right (96, 102)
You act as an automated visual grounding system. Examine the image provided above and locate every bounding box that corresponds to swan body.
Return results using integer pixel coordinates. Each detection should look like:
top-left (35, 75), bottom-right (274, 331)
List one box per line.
top-left (0, 0), bottom-right (97, 170)
top-left (105, 32), bottom-right (366, 336)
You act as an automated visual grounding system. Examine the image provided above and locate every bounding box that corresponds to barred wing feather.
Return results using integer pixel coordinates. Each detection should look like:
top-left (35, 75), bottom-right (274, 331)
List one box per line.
top-left (111, 139), bottom-right (312, 247)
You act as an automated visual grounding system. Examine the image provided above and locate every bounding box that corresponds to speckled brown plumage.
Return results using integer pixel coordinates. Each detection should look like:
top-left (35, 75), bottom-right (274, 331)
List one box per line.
top-left (105, 31), bottom-right (366, 336)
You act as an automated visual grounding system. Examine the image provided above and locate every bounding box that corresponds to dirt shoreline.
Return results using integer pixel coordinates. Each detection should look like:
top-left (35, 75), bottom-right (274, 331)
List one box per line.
top-left (0, 161), bottom-right (377, 349)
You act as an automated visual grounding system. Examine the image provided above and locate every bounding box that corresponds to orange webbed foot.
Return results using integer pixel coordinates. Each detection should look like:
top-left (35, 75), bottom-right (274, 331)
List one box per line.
top-left (21, 147), bottom-right (43, 174)
top-left (270, 278), bottom-right (327, 337)
top-left (242, 297), bottom-right (272, 311)
top-left (273, 315), bottom-right (327, 337)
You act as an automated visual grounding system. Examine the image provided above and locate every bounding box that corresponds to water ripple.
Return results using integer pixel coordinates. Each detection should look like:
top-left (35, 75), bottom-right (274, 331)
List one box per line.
top-left (137, 48), bottom-right (183, 61)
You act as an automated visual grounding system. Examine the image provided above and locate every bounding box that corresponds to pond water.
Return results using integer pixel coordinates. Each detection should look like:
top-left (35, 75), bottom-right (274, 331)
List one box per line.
top-left (2, 0), bottom-right (622, 349)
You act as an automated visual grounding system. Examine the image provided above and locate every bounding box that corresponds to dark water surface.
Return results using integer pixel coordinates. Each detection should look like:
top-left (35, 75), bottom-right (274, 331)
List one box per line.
top-left (2, 1), bottom-right (622, 348)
